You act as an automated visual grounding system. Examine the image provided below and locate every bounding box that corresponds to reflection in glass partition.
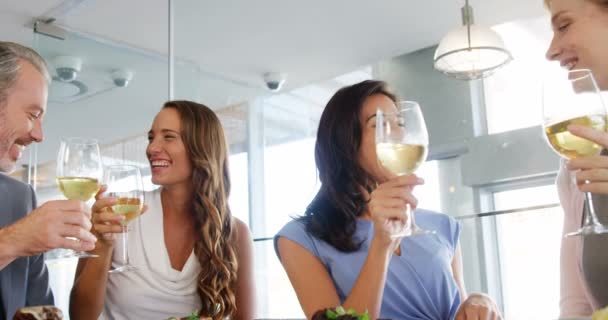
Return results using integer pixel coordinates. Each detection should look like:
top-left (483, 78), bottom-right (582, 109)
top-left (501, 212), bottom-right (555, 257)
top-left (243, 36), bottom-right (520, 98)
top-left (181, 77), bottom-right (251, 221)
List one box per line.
top-left (27, 27), bottom-right (169, 317)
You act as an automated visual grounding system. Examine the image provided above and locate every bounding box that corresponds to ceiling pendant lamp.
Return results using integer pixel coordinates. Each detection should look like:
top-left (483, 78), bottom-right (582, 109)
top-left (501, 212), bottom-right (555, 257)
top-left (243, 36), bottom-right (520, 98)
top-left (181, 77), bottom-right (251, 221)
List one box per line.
top-left (433, 0), bottom-right (512, 80)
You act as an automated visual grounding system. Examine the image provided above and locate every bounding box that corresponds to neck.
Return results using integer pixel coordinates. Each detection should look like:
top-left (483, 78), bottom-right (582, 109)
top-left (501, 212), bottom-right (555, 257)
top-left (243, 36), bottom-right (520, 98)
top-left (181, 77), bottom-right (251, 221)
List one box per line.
top-left (161, 184), bottom-right (193, 218)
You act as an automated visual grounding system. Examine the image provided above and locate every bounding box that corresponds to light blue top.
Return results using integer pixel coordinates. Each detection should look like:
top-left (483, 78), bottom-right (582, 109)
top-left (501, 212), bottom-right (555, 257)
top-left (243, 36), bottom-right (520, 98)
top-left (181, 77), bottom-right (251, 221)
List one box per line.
top-left (275, 209), bottom-right (461, 320)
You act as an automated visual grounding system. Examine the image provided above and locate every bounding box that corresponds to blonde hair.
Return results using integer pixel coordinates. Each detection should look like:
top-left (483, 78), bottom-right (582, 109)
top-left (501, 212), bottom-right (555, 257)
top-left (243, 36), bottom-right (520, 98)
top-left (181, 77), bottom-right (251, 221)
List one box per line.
top-left (162, 101), bottom-right (238, 320)
top-left (544, 0), bottom-right (608, 8)
top-left (0, 42), bottom-right (50, 106)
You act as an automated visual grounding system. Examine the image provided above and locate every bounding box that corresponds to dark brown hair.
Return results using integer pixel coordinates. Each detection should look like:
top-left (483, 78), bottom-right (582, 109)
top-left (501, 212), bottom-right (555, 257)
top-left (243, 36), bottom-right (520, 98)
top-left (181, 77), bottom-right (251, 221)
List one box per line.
top-left (162, 101), bottom-right (237, 320)
top-left (301, 80), bottom-right (397, 252)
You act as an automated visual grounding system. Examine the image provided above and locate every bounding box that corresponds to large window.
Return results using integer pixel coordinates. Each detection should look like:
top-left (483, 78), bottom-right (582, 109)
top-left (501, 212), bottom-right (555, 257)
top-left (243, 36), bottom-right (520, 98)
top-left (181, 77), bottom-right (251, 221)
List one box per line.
top-left (484, 16), bottom-right (554, 134)
top-left (228, 151), bottom-right (250, 226)
top-left (256, 70), bottom-right (371, 318)
top-left (493, 184), bottom-right (562, 320)
top-left (259, 138), bottom-right (317, 318)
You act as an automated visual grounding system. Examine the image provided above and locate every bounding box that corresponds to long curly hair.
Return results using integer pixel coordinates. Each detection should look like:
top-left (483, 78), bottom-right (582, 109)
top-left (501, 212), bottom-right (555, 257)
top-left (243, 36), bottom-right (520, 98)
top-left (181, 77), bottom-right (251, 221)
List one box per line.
top-left (301, 80), bottom-right (397, 252)
top-left (162, 101), bottom-right (238, 319)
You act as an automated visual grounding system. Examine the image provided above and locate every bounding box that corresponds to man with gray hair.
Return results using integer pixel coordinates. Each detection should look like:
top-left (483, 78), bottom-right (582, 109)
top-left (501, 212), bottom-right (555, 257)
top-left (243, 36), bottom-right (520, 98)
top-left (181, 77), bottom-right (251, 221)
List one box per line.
top-left (0, 42), bottom-right (97, 318)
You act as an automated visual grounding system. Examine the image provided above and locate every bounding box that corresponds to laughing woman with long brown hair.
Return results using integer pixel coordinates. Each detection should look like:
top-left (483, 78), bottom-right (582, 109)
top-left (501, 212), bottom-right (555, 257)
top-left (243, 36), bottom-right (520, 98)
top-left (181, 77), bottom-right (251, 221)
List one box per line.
top-left (69, 101), bottom-right (255, 319)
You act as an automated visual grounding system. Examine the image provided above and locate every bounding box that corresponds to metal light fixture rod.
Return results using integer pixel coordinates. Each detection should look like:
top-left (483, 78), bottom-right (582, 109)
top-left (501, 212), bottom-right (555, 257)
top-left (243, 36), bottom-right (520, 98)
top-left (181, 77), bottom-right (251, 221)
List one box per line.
top-left (462, 0), bottom-right (474, 50)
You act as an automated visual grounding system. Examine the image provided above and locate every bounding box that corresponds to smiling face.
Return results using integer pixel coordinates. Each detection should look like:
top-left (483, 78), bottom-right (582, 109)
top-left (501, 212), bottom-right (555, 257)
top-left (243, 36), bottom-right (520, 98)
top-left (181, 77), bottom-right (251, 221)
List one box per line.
top-left (357, 93), bottom-right (399, 182)
top-left (545, 0), bottom-right (608, 89)
top-left (0, 60), bottom-right (47, 173)
top-left (146, 107), bottom-right (193, 188)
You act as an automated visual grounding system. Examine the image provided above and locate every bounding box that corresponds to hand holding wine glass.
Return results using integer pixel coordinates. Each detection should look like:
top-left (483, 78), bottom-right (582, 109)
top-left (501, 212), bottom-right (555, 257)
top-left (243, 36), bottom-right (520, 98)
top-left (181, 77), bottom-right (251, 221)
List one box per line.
top-left (542, 69), bottom-right (608, 236)
top-left (54, 137), bottom-right (103, 259)
top-left (375, 101), bottom-right (435, 237)
top-left (102, 165), bottom-right (144, 273)
top-left (563, 124), bottom-right (608, 195)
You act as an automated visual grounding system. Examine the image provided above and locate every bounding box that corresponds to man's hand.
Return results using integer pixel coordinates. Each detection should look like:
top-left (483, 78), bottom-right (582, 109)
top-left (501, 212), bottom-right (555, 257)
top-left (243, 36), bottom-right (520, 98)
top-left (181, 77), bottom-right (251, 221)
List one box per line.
top-left (0, 200), bottom-right (97, 258)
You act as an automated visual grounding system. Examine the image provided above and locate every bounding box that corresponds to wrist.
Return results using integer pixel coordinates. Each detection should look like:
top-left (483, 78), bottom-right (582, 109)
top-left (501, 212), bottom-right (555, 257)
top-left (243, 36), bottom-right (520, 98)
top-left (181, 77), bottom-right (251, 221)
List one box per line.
top-left (91, 232), bottom-right (115, 252)
top-left (94, 239), bottom-right (114, 252)
top-left (369, 237), bottom-right (394, 261)
top-left (0, 225), bottom-right (21, 260)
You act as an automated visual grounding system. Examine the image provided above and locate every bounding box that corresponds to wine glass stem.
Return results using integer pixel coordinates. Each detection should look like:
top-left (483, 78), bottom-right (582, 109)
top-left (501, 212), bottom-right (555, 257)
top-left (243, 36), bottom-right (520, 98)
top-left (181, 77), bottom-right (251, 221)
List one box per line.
top-left (409, 205), bottom-right (418, 232)
top-left (584, 190), bottom-right (603, 226)
top-left (118, 226), bottom-right (130, 265)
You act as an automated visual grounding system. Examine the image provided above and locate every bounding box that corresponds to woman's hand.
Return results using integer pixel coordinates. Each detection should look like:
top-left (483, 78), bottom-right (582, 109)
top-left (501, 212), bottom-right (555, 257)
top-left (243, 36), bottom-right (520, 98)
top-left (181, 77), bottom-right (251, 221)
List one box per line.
top-left (455, 293), bottom-right (502, 320)
top-left (368, 174), bottom-right (423, 248)
top-left (566, 124), bottom-right (608, 194)
top-left (90, 185), bottom-right (125, 247)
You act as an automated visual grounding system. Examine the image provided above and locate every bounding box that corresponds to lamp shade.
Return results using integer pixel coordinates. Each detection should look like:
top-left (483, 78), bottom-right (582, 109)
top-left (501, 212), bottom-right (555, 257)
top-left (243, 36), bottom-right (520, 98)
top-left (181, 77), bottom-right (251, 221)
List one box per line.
top-left (434, 24), bottom-right (512, 80)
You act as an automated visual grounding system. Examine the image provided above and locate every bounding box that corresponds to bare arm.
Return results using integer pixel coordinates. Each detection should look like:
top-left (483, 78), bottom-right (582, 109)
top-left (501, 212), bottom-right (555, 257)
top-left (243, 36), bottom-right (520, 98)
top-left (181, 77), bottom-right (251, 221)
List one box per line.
top-left (560, 202), bottom-right (593, 316)
top-left (232, 218), bottom-right (256, 320)
top-left (556, 163), bottom-right (593, 317)
top-left (70, 192), bottom-right (123, 319)
top-left (69, 245), bottom-right (112, 318)
top-left (278, 236), bottom-right (393, 319)
top-left (451, 244), bottom-right (468, 301)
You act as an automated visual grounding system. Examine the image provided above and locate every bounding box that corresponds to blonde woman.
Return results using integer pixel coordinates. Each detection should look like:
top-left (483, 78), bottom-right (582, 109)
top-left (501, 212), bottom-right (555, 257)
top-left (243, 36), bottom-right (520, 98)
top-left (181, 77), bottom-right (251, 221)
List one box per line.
top-left (545, 0), bottom-right (608, 316)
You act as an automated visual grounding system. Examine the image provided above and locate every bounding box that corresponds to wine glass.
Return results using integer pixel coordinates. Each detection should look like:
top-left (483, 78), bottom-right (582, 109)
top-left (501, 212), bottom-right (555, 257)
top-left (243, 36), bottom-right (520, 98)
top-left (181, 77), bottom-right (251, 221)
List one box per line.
top-left (104, 165), bottom-right (144, 273)
top-left (542, 69), bottom-right (608, 237)
top-left (55, 137), bottom-right (103, 259)
top-left (376, 100), bottom-right (435, 237)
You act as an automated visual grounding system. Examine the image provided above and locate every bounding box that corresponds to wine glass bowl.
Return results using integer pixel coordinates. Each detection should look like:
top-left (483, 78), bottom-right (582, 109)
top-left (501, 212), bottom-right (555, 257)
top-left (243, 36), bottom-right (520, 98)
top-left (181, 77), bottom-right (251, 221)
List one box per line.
top-left (104, 164), bottom-right (144, 273)
top-left (375, 101), bottom-right (434, 237)
top-left (544, 114), bottom-right (606, 160)
top-left (54, 137), bottom-right (103, 259)
top-left (542, 69), bottom-right (608, 237)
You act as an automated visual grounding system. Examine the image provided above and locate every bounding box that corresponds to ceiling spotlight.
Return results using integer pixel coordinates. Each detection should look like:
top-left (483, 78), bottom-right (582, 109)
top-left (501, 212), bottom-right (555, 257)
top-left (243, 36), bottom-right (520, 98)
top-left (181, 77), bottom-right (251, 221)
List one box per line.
top-left (53, 55), bottom-right (82, 82)
top-left (263, 72), bottom-right (287, 92)
top-left (111, 69), bottom-right (134, 88)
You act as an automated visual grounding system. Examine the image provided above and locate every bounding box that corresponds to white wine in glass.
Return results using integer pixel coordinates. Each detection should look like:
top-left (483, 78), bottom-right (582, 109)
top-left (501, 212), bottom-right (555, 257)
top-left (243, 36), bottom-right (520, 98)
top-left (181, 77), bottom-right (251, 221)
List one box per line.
top-left (112, 197), bottom-right (143, 224)
top-left (544, 114), bottom-right (606, 159)
top-left (376, 142), bottom-right (428, 176)
top-left (542, 69), bottom-right (608, 237)
top-left (55, 137), bottom-right (103, 259)
top-left (56, 176), bottom-right (101, 202)
top-left (104, 165), bottom-right (144, 273)
top-left (376, 101), bottom-right (434, 237)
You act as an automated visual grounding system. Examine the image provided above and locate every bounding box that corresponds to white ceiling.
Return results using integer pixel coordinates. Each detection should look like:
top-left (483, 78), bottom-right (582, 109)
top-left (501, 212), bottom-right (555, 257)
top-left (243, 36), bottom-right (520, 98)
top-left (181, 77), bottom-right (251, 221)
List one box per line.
top-left (0, 0), bottom-right (549, 188)
top-left (0, 0), bottom-right (546, 92)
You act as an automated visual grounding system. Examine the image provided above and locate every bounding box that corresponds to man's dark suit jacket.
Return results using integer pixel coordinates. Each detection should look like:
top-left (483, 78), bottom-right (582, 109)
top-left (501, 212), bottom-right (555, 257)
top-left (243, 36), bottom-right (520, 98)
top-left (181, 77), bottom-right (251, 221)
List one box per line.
top-left (0, 173), bottom-right (53, 319)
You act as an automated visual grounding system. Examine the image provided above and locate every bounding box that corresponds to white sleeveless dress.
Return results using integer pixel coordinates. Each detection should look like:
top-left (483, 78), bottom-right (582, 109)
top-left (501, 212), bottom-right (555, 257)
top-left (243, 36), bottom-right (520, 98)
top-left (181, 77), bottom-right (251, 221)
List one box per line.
top-left (99, 188), bottom-right (202, 319)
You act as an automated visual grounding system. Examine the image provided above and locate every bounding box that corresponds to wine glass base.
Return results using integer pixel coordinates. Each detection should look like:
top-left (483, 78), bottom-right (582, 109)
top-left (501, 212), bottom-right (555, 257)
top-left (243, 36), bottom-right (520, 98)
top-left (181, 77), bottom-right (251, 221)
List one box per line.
top-left (565, 224), bottom-right (608, 237)
top-left (390, 228), bottom-right (436, 238)
top-left (109, 264), bottom-right (136, 274)
top-left (45, 249), bottom-right (98, 260)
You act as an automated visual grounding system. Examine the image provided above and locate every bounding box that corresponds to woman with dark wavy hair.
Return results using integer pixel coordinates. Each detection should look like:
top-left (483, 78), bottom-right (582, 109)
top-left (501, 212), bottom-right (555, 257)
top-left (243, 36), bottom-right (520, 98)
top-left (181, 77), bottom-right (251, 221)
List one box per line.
top-left (275, 80), bottom-right (500, 320)
top-left (70, 100), bottom-right (255, 319)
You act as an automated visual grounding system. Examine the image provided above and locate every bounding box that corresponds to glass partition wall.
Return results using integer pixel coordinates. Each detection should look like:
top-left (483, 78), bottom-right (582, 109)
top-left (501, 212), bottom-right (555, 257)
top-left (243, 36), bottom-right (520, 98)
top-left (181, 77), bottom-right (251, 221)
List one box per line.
top-left (13, 3), bottom-right (567, 319)
top-left (16, 28), bottom-right (169, 315)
